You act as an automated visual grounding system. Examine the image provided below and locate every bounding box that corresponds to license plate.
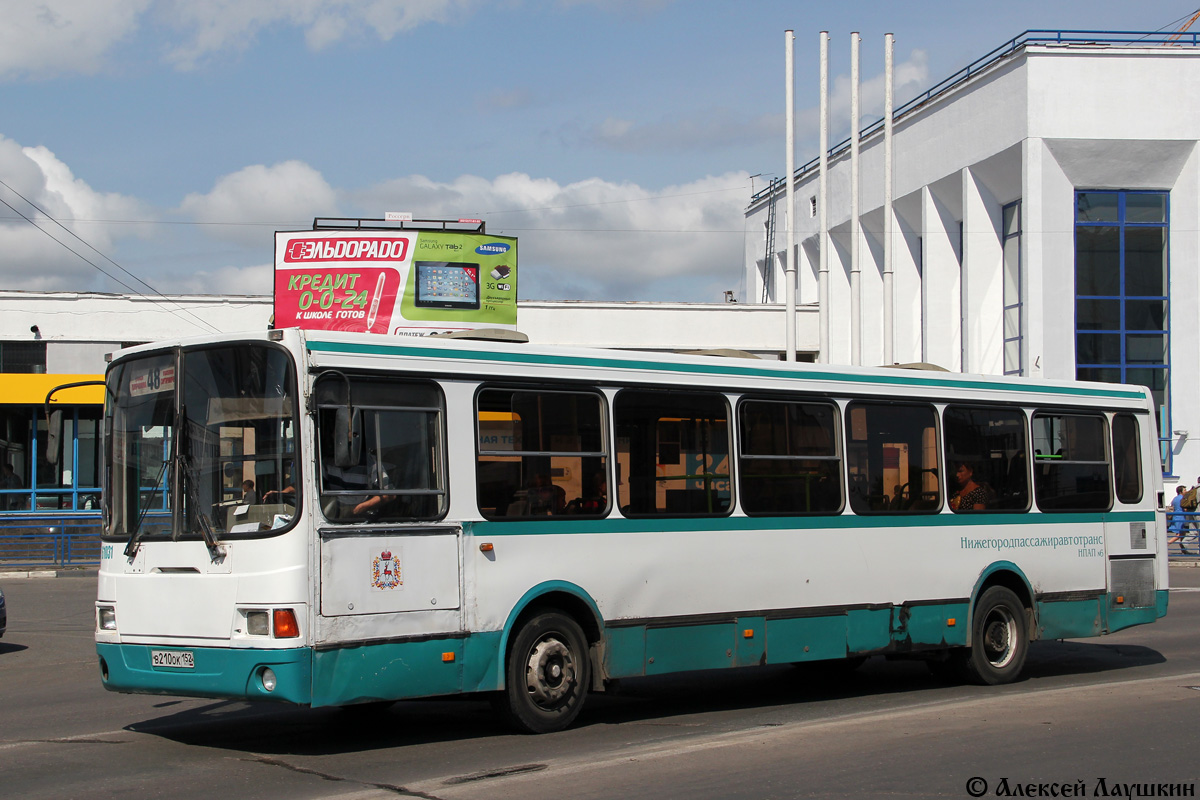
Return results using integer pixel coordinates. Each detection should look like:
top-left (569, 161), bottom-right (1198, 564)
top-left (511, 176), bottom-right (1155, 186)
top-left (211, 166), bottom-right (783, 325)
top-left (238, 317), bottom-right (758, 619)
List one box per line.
top-left (151, 649), bottom-right (194, 669)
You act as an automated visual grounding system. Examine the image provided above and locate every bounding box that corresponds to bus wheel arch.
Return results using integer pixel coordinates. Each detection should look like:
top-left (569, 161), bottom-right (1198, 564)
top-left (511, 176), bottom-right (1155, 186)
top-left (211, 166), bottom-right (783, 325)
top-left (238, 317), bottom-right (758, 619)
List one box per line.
top-left (964, 565), bottom-right (1035, 685)
top-left (494, 585), bottom-right (604, 734)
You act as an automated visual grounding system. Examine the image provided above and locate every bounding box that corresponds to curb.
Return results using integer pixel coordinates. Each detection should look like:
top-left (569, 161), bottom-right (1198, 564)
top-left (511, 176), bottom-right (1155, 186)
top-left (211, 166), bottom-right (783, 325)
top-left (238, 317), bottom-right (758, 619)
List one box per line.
top-left (0, 569), bottom-right (98, 579)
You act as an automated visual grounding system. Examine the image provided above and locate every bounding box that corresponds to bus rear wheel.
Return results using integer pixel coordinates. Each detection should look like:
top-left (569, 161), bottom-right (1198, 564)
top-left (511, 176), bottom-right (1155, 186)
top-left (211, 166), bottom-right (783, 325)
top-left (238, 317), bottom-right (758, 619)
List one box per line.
top-left (497, 611), bottom-right (591, 734)
top-left (963, 586), bottom-right (1028, 685)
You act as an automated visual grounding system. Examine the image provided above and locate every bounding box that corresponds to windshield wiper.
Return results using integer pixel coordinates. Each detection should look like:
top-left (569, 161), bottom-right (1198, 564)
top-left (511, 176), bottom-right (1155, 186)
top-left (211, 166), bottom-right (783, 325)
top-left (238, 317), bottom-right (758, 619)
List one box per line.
top-left (180, 454), bottom-right (225, 562)
top-left (124, 456), bottom-right (170, 558)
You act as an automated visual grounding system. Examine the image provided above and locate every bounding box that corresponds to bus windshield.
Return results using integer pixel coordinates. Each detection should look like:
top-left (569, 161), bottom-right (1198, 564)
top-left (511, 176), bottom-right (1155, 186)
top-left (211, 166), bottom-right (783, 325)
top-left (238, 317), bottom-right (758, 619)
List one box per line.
top-left (105, 343), bottom-right (298, 543)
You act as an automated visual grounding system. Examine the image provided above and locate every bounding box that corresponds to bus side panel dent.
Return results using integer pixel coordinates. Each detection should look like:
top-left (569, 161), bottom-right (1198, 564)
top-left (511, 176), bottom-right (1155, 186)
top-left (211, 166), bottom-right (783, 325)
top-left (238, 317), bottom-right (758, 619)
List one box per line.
top-left (461, 631), bottom-right (504, 693)
top-left (603, 626), bottom-right (646, 678)
top-left (310, 638), bottom-right (465, 707)
top-left (97, 643), bottom-right (312, 705)
top-left (897, 603), bottom-right (970, 648)
top-left (1104, 604), bottom-right (1158, 633)
top-left (846, 607), bottom-right (891, 653)
top-left (1036, 598), bottom-right (1104, 640)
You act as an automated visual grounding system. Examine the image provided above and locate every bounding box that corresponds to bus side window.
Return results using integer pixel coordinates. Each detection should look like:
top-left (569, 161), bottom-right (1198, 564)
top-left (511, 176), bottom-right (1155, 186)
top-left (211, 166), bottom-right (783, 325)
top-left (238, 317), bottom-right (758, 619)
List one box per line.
top-left (615, 390), bottom-right (731, 517)
top-left (476, 388), bottom-right (608, 520)
top-left (1032, 413), bottom-right (1111, 511)
top-left (738, 399), bottom-right (842, 515)
top-left (1112, 413), bottom-right (1142, 504)
top-left (942, 406), bottom-right (1029, 512)
top-left (315, 377), bottom-right (447, 524)
top-left (845, 402), bottom-right (940, 514)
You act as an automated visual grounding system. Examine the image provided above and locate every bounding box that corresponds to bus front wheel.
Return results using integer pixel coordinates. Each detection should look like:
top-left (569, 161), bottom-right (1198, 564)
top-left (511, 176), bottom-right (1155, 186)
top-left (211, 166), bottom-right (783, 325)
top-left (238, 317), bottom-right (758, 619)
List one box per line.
top-left (498, 611), bottom-right (591, 734)
top-left (964, 586), bottom-right (1028, 685)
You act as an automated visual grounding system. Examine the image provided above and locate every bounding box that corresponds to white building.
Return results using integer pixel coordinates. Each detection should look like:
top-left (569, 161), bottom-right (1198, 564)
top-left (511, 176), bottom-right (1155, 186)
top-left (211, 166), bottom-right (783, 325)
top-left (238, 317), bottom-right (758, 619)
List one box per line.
top-left (745, 30), bottom-right (1199, 481)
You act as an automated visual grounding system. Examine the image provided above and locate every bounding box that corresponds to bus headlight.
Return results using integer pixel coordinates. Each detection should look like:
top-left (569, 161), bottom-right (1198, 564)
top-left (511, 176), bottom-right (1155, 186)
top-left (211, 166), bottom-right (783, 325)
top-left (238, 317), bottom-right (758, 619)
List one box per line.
top-left (260, 667), bottom-right (277, 692)
top-left (98, 606), bottom-right (116, 631)
top-left (246, 610), bottom-right (270, 636)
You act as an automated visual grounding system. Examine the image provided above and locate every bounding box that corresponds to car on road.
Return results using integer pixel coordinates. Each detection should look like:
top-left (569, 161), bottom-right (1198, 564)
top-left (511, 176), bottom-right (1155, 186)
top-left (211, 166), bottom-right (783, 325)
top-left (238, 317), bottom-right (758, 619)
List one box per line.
top-left (0, 584), bottom-right (6, 637)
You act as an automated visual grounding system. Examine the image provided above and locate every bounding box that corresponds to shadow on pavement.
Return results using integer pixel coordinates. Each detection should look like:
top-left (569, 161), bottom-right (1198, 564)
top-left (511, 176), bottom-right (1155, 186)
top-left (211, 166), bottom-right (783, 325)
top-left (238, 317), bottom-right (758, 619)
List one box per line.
top-left (125, 638), bottom-right (1165, 756)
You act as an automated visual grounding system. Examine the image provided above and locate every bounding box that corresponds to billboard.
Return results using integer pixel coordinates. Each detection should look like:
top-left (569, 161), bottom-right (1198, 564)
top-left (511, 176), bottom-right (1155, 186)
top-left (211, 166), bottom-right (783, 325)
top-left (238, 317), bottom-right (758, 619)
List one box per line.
top-left (273, 229), bottom-right (517, 335)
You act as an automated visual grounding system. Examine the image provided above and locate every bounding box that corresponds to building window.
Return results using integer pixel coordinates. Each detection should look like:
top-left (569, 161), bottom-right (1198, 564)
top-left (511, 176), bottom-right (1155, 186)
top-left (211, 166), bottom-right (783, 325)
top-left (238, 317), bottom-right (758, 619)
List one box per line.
top-left (0, 406), bottom-right (101, 511)
top-left (0, 342), bottom-right (47, 374)
top-left (1074, 190), bottom-right (1169, 471)
top-left (1002, 201), bottom-right (1022, 376)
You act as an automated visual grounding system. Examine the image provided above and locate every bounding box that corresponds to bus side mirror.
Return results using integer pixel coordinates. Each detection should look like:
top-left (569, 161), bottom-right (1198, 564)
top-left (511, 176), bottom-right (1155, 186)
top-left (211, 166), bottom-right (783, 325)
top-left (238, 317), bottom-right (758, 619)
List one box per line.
top-left (334, 407), bottom-right (361, 468)
top-left (46, 409), bottom-right (63, 466)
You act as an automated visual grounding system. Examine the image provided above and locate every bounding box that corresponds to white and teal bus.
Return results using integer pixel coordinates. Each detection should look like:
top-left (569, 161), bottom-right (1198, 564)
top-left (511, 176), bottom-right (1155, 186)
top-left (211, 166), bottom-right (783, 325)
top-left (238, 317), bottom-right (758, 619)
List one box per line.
top-left (94, 328), bottom-right (1167, 733)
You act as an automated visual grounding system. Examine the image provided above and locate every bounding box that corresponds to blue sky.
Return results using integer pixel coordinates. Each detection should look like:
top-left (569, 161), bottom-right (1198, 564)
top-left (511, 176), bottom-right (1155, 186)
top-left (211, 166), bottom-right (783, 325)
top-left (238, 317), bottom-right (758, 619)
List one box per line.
top-left (2, 0), bottom-right (1197, 303)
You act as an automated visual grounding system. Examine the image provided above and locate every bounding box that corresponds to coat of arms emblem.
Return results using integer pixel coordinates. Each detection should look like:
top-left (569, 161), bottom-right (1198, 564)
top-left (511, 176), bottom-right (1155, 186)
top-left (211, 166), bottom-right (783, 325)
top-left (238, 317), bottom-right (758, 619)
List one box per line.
top-left (371, 549), bottom-right (402, 589)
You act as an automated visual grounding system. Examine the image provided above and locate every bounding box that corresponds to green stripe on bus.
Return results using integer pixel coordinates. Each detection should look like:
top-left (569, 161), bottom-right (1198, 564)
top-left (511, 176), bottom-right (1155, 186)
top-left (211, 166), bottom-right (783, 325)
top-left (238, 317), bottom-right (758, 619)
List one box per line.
top-left (304, 339), bottom-right (1146, 400)
top-left (464, 510), bottom-right (1155, 536)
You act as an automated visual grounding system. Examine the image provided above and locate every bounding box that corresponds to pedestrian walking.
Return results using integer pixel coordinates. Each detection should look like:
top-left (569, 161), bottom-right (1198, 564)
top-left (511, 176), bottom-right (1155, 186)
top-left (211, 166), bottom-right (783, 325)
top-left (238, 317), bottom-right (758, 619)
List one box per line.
top-left (1170, 485), bottom-right (1193, 555)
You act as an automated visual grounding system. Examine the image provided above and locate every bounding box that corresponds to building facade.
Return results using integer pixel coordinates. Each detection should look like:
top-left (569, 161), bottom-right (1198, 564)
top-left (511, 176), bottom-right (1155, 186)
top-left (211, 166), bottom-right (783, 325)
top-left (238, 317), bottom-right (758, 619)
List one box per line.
top-left (745, 31), bottom-right (1200, 482)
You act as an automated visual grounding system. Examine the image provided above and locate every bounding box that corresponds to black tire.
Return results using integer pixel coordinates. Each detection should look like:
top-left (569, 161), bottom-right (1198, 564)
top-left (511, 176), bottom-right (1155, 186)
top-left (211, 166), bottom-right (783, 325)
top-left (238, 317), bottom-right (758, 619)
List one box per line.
top-left (963, 586), bottom-right (1028, 685)
top-left (496, 611), bottom-right (591, 734)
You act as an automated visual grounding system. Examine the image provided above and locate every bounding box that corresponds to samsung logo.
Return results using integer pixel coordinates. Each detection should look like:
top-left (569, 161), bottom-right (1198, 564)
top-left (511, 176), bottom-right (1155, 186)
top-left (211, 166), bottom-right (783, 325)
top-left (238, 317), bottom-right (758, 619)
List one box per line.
top-left (476, 242), bottom-right (511, 255)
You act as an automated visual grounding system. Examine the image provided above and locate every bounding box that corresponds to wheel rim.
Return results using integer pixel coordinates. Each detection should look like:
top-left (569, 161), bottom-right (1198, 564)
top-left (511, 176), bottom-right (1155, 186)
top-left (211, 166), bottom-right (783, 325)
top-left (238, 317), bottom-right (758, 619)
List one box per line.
top-left (524, 634), bottom-right (577, 709)
top-left (981, 605), bottom-right (1018, 669)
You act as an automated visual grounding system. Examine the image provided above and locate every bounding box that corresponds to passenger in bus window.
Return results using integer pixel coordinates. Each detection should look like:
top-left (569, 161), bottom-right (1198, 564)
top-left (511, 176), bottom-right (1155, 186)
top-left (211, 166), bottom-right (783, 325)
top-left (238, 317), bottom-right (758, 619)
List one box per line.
top-left (263, 484), bottom-right (296, 505)
top-left (949, 461), bottom-right (994, 512)
top-left (241, 480), bottom-right (257, 504)
top-left (526, 474), bottom-right (563, 515)
top-left (351, 453), bottom-right (391, 516)
top-left (322, 449), bottom-right (391, 519)
top-left (567, 473), bottom-right (608, 514)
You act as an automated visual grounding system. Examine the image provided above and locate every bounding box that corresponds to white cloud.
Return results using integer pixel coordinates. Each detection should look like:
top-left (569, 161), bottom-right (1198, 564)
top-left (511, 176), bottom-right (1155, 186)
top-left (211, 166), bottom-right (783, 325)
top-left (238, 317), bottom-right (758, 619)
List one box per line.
top-left (575, 50), bottom-right (930, 155)
top-left (830, 49), bottom-right (930, 134)
top-left (0, 142), bottom-right (749, 302)
top-left (0, 136), bottom-right (151, 290)
top-left (0, 0), bottom-right (473, 78)
top-left (179, 161), bottom-right (338, 245)
top-left (0, 0), bottom-right (151, 80)
top-left (170, 262), bottom-right (275, 296)
top-left (156, 0), bottom-right (475, 69)
top-left (576, 112), bottom-right (778, 153)
top-left (351, 170), bottom-right (752, 301)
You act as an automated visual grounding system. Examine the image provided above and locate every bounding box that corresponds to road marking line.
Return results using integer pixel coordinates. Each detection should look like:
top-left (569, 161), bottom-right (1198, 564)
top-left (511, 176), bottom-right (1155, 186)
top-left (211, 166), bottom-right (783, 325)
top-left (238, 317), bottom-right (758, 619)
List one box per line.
top-left (404, 669), bottom-right (1200, 796)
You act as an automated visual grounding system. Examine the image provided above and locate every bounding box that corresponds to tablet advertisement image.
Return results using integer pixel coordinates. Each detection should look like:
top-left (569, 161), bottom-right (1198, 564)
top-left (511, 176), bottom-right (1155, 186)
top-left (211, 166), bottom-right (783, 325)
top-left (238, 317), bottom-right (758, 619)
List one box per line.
top-left (273, 229), bottom-right (517, 335)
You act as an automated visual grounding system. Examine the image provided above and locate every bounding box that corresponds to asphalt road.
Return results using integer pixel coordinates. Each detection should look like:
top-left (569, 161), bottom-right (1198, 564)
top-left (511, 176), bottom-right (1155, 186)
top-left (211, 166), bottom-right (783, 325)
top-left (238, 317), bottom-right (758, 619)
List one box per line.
top-left (3, 569), bottom-right (1199, 800)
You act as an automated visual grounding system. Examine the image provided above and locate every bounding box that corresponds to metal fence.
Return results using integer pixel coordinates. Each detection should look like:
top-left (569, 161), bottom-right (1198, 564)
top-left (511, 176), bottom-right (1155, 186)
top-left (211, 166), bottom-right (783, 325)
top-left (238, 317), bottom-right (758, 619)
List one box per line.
top-left (0, 513), bottom-right (103, 568)
top-left (1169, 510), bottom-right (1200, 559)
